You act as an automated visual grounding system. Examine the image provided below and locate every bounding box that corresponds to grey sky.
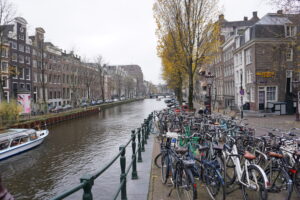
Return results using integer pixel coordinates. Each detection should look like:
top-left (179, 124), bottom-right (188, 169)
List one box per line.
top-left (10, 0), bottom-right (274, 84)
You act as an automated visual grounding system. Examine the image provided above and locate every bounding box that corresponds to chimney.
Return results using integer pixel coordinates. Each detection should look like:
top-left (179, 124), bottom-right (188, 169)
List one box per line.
top-left (252, 11), bottom-right (258, 18)
top-left (219, 14), bottom-right (224, 21)
top-left (244, 16), bottom-right (248, 21)
top-left (277, 10), bottom-right (283, 14)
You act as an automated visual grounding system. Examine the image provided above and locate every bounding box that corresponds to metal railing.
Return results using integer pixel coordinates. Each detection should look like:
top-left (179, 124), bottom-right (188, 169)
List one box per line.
top-left (50, 112), bottom-right (153, 200)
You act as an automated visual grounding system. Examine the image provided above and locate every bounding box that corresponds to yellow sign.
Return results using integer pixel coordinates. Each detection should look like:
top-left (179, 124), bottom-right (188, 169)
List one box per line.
top-left (256, 72), bottom-right (275, 78)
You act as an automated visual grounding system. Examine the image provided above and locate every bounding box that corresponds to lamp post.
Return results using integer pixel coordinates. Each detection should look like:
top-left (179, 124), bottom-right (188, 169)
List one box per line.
top-left (240, 72), bottom-right (244, 119)
top-left (205, 72), bottom-right (215, 115)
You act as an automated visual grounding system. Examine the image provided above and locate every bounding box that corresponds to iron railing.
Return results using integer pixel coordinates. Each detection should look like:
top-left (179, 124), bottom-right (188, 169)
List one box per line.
top-left (50, 112), bottom-right (153, 200)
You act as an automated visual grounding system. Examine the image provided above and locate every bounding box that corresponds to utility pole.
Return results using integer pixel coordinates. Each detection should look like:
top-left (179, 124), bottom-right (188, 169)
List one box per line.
top-left (240, 72), bottom-right (244, 119)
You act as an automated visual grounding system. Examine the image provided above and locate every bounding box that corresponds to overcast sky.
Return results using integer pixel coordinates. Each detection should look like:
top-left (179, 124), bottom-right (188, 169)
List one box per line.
top-left (10, 0), bottom-right (275, 84)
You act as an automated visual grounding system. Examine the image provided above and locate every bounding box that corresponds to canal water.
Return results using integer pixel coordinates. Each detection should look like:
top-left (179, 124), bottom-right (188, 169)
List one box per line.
top-left (0, 99), bottom-right (166, 200)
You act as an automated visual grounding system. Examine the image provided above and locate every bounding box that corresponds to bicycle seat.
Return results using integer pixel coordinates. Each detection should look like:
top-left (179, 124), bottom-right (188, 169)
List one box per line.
top-left (244, 151), bottom-right (256, 160)
top-left (175, 147), bottom-right (188, 154)
top-left (268, 152), bottom-right (284, 158)
top-left (198, 145), bottom-right (209, 151)
top-left (213, 144), bottom-right (224, 151)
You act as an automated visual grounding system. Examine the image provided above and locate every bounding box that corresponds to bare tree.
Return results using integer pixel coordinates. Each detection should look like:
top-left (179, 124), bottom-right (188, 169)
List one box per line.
top-left (82, 63), bottom-right (97, 100)
top-left (0, 0), bottom-right (16, 102)
top-left (94, 55), bottom-right (107, 101)
top-left (124, 76), bottom-right (134, 98)
top-left (270, 0), bottom-right (300, 13)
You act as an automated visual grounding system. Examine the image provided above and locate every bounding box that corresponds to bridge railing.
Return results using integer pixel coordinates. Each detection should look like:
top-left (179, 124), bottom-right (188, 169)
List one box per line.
top-left (50, 112), bottom-right (153, 200)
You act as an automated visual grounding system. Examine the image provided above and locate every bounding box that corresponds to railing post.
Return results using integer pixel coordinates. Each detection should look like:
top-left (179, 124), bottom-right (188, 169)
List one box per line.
top-left (137, 128), bottom-right (142, 162)
top-left (144, 120), bottom-right (149, 140)
top-left (119, 145), bottom-right (127, 200)
top-left (141, 124), bottom-right (145, 152)
top-left (143, 124), bottom-right (148, 144)
top-left (131, 130), bottom-right (138, 179)
top-left (80, 174), bottom-right (94, 200)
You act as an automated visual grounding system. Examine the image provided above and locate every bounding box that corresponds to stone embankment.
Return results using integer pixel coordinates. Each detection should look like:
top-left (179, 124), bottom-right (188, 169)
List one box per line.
top-left (8, 98), bottom-right (144, 130)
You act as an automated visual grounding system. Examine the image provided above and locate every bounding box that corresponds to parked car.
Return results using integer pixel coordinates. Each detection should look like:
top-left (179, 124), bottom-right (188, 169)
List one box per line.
top-left (51, 105), bottom-right (63, 113)
top-left (90, 100), bottom-right (97, 106)
top-left (113, 98), bottom-right (119, 102)
top-left (62, 104), bottom-right (72, 110)
top-left (81, 102), bottom-right (88, 107)
top-left (96, 100), bottom-right (104, 105)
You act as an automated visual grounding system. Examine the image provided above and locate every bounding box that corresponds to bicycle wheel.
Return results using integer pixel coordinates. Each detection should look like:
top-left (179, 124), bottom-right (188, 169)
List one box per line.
top-left (176, 168), bottom-right (197, 200)
top-left (203, 163), bottom-right (226, 200)
top-left (154, 153), bottom-right (162, 168)
top-left (241, 165), bottom-right (268, 200)
top-left (266, 167), bottom-right (292, 200)
top-left (161, 153), bottom-right (169, 184)
top-left (224, 157), bottom-right (236, 186)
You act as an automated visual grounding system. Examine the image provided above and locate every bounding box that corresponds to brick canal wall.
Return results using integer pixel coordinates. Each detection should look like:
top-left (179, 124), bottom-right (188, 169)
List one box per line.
top-left (9, 98), bottom-right (144, 129)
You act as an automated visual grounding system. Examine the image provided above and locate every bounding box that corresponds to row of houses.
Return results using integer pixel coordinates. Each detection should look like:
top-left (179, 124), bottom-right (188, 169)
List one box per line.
top-left (0, 17), bottom-right (146, 113)
top-left (195, 10), bottom-right (300, 114)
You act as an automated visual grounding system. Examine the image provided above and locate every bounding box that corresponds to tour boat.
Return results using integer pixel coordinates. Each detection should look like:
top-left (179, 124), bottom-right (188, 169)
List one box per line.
top-left (0, 128), bottom-right (49, 160)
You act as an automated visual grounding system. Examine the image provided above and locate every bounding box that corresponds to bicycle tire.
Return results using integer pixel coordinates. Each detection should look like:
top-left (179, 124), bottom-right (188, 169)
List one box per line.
top-left (241, 165), bottom-right (268, 200)
top-left (203, 163), bottom-right (226, 200)
top-left (161, 153), bottom-right (169, 184)
top-left (224, 156), bottom-right (236, 186)
top-left (265, 167), bottom-right (292, 200)
top-left (176, 167), bottom-right (197, 200)
top-left (154, 153), bottom-right (162, 168)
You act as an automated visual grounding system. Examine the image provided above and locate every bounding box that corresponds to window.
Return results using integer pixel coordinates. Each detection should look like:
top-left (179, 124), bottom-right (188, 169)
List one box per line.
top-left (19, 67), bottom-right (24, 79)
top-left (25, 46), bottom-right (30, 53)
top-left (3, 91), bottom-right (8, 102)
top-left (0, 140), bottom-right (10, 150)
top-left (286, 25), bottom-right (296, 37)
top-left (19, 55), bottom-right (24, 63)
top-left (25, 68), bottom-right (30, 80)
top-left (266, 87), bottom-right (276, 101)
top-left (286, 48), bottom-right (293, 61)
top-left (26, 83), bottom-right (31, 91)
top-left (12, 53), bottom-right (17, 61)
top-left (1, 47), bottom-right (8, 57)
top-left (11, 41), bottom-right (17, 49)
top-left (245, 28), bottom-right (250, 42)
top-left (49, 91), bottom-right (52, 99)
top-left (245, 49), bottom-right (252, 65)
top-left (19, 34), bottom-right (24, 40)
top-left (25, 56), bottom-right (30, 65)
top-left (1, 62), bottom-right (8, 72)
top-left (32, 60), bottom-right (37, 68)
top-left (2, 76), bottom-right (8, 88)
top-left (19, 44), bottom-right (24, 52)
top-left (12, 66), bottom-right (18, 79)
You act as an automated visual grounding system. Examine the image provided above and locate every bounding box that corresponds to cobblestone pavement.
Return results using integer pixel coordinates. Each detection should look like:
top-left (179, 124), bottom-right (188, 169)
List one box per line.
top-left (148, 137), bottom-right (299, 200)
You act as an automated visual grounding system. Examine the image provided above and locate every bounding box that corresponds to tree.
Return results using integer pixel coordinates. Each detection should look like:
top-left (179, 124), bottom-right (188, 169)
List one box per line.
top-left (0, 0), bottom-right (16, 102)
top-left (269, 0), bottom-right (300, 13)
top-left (124, 76), bottom-right (135, 98)
top-left (94, 55), bottom-right (107, 101)
top-left (82, 63), bottom-right (97, 100)
top-left (153, 0), bottom-right (220, 108)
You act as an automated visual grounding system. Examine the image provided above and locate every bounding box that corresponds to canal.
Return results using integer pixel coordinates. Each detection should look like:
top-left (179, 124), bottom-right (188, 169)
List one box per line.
top-left (0, 99), bottom-right (165, 200)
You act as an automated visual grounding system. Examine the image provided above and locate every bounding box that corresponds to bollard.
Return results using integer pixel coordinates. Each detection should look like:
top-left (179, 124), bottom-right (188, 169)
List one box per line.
top-left (80, 174), bottom-right (94, 200)
top-left (119, 145), bottom-right (127, 200)
top-left (131, 130), bottom-right (138, 179)
top-left (143, 124), bottom-right (148, 144)
top-left (144, 120), bottom-right (149, 140)
top-left (141, 124), bottom-right (145, 152)
top-left (137, 128), bottom-right (142, 162)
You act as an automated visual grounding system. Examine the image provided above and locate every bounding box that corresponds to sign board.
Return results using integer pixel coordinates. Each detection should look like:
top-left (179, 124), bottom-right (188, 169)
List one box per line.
top-left (256, 72), bottom-right (275, 78)
top-left (17, 94), bottom-right (31, 114)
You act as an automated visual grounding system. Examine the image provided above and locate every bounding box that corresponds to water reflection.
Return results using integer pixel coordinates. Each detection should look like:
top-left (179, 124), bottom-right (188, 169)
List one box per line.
top-left (0, 99), bottom-right (165, 200)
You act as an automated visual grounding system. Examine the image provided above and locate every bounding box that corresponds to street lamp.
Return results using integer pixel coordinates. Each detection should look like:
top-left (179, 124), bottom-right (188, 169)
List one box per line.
top-left (205, 72), bottom-right (215, 115)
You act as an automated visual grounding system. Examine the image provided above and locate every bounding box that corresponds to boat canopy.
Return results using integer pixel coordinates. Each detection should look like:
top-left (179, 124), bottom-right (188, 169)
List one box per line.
top-left (0, 129), bottom-right (36, 141)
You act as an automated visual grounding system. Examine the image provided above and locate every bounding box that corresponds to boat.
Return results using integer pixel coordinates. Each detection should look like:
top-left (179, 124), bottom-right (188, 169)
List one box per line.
top-left (0, 128), bottom-right (49, 160)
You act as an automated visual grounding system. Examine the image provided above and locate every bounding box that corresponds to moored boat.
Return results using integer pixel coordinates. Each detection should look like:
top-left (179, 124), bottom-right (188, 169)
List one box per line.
top-left (0, 128), bottom-right (49, 160)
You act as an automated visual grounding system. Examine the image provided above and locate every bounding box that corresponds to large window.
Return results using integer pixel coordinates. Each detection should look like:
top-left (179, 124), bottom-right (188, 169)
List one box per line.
top-left (286, 25), bottom-right (296, 37)
top-left (2, 76), bottom-right (8, 88)
top-left (12, 53), bottom-right (17, 61)
top-left (1, 62), bottom-right (8, 72)
top-left (11, 41), bottom-right (17, 49)
top-left (25, 68), bottom-right (30, 80)
top-left (1, 47), bottom-right (8, 57)
top-left (266, 87), bottom-right (276, 101)
top-left (19, 55), bottom-right (24, 63)
top-left (19, 44), bottom-right (24, 52)
top-left (25, 46), bottom-right (31, 53)
top-left (245, 49), bottom-right (252, 65)
top-left (25, 56), bottom-right (31, 65)
top-left (19, 67), bottom-right (24, 79)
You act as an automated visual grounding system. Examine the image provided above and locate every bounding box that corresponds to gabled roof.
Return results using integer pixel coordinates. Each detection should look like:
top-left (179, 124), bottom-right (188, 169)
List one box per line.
top-left (255, 13), bottom-right (292, 25)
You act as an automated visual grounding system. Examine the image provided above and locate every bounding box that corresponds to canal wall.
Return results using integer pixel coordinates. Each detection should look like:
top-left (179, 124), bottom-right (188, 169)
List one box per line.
top-left (9, 98), bottom-right (144, 129)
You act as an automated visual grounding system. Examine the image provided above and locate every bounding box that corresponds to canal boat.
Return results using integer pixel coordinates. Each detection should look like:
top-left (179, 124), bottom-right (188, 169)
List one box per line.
top-left (0, 128), bottom-right (49, 160)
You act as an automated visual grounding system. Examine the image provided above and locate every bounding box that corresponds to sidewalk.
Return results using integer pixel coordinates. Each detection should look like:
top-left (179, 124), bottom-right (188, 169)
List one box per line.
top-left (126, 134), bottom-right (154, 200)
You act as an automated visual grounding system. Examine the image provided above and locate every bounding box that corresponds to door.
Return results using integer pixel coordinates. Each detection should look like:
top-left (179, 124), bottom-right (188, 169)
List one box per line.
top-left (259, 90), bottom-right (265, 110)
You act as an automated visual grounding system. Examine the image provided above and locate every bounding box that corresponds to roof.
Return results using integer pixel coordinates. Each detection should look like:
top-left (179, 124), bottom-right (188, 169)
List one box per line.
top-left (0, 129), bottom-right (36, 141)
top-left (255, 14), bottom-right (292, 25)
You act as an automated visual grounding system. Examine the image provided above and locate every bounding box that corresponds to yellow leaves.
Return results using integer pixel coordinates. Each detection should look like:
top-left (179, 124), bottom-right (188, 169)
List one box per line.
top-left (0, 100), bottom-right (22, 127)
